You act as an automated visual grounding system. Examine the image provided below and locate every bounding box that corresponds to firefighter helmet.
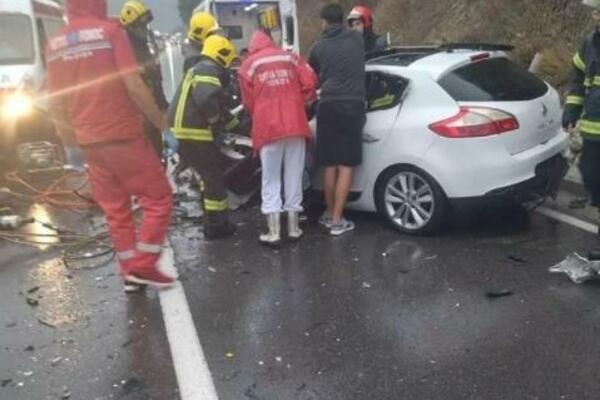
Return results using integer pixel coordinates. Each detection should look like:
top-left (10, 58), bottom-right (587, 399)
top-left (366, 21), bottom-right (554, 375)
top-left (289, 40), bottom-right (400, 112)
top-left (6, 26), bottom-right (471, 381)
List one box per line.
top-left (188, 12), bottom-right (220, 44)
top-left (347, 5), bottom-right (374, 29)
top-left (583, 0), bottom-right (600, 9)
top-left (119, 0), bottom-right (153, 26)
top-left (202, 35), bottom-right (237, 68)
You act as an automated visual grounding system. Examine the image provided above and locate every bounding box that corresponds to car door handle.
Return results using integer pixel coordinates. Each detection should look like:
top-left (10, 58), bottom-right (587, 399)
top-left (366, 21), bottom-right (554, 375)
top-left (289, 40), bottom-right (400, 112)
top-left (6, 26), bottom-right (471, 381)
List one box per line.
top-left (363, 133), bottom-right (380, 143)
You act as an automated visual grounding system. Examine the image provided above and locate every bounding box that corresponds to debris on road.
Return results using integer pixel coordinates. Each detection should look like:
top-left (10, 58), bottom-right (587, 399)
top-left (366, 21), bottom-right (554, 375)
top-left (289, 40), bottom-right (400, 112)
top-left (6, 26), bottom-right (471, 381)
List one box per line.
top-left (24, 345), bottom-right (35, 352)
top-left (38, 318), bottom-right (58, 329)
top-left (549, 253), bottom-right (600, 284)
top-left (486, 289), bottom-right (514, 299)
top-left (1, 378), bottom-right (13, 387)
top-left (27, 286), bottom-right (40, 294)
top-left (508, 255), bottom-right (527, 264)
top-left (50, 356), bottom-right (63, 366)
top-left (26, 297), bottom-right (39, 307)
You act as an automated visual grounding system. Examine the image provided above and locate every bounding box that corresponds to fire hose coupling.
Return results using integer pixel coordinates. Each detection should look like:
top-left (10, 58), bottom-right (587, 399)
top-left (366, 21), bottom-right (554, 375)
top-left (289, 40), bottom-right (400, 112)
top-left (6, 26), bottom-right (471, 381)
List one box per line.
top-left (0, 215), bottom-right (34, 230)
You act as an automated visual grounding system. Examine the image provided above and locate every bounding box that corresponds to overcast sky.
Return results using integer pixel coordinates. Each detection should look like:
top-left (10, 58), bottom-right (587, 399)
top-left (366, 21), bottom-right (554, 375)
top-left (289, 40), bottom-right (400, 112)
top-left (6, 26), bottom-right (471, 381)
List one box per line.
top-left (108, 0), bottom-right (187, 33)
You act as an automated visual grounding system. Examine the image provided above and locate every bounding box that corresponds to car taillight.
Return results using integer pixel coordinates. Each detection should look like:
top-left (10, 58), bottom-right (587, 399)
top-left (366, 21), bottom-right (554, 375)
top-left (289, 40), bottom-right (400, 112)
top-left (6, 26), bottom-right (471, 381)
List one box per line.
top-left (429, 107), bottom-right (519, 138)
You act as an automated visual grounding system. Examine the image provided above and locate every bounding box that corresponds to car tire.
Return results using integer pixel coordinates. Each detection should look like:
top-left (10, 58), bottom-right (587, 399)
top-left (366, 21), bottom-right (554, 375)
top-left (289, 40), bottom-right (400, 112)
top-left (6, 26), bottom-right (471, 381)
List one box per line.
top-left (375, 165), bottom-right (447, 235)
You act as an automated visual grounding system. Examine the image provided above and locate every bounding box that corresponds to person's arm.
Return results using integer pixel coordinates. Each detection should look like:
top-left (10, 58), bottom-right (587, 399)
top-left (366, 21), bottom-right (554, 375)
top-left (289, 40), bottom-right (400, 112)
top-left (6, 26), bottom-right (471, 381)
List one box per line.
top-left (238, 65), bottom-right (255, 112)
top-left (563, 41), bottom-right (587, 131)
top-left (122, 73), bottom-right (167, 131)
top-left (113, 27), bottom-right (167, 131)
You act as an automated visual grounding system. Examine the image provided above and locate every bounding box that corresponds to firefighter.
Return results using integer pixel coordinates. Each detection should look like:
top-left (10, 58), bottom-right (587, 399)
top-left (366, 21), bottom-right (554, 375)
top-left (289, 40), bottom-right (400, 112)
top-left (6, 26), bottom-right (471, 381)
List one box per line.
top-left (46, 0), bottom-right (177, 289)
top-left (347, 5), bottom-right (387, 54)
top-left (168, 35), bottom-right (239, 239)
top-left (563, 0), bottom-right (600, 259)
top-left (119, 0), bottom-right (169, 157)
top-left (182, 11), bottom-right (221, 73)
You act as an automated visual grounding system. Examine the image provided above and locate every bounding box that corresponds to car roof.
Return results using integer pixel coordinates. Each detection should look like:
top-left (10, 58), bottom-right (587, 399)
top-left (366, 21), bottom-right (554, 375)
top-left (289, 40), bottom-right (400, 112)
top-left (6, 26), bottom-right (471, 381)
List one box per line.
top-left (367, 44), bottom-right (513, 80)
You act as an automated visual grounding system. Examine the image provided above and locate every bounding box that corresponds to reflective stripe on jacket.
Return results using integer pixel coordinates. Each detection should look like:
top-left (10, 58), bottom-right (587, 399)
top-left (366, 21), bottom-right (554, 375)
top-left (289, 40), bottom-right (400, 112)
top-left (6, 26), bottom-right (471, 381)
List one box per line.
top-left (565, 30), bottom-right (600, 138)
top-left (167, 57), bottom-right (239, 142)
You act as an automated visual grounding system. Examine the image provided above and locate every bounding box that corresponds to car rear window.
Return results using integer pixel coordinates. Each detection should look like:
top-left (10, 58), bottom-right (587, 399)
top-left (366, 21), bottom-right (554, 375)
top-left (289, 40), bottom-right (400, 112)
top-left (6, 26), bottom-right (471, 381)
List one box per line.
top-left (438, 57), bottom-right (548, 102)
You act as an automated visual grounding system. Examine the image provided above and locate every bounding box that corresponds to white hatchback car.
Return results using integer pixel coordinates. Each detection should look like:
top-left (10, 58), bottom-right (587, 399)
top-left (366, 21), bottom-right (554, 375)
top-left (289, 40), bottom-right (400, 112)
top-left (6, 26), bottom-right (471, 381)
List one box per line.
top-left (311, 45), bottom-right (569, 235)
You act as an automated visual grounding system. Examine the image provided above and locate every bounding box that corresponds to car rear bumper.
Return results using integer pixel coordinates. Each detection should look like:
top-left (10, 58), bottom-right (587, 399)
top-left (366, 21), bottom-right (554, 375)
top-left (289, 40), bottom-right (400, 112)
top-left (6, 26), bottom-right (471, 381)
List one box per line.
top-left (449, 153), bottom-right (568, 208)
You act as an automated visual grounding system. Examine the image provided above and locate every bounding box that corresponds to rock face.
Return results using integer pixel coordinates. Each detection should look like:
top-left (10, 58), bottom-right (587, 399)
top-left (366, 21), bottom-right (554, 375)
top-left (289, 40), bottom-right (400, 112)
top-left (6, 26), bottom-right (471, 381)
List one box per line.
top-left (299, 0), bottom-right (592, 92)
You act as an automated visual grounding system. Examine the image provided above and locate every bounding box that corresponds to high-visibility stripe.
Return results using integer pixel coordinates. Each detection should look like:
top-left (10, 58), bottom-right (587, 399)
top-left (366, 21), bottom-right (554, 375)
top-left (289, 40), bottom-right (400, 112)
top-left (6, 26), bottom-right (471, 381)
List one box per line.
top-left (117, 250), bottom-right (135, 260)
top-left (566, 95), bottom-right (585, 106)
top-left (137, 242), bottom-right (163, 254)
top-left (172, 71), bottom-right (222, 141)
top-left (204, 198), bottom-right (228, 212)
top-left (173, 128), bottom-right (214, 141)
top-left (580, 119), bottom-right (600, 135)
top-left (174, 70), bottom-right (195, 131)
top-left (574, 52), bottom-right (586, 72)
top-left (247, 54), bottom-right (295, 77)
top-left (224, 116), bottom-right (240, 131)
top-left (191, 75), bottom-right (221, 87)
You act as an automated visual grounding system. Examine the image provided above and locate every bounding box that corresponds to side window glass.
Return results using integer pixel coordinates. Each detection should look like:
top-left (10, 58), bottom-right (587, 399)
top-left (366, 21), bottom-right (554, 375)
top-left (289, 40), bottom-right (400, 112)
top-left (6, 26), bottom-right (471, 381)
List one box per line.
top-left (36, 18), bottom-right (48, 65)
top-left (366, 72), bottom-right (409, 112)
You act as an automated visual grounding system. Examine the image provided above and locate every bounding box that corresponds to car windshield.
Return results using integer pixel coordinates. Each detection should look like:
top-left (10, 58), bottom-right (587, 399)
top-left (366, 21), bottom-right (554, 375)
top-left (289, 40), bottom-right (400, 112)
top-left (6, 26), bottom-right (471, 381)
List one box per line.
top-left (439, 57), bottom-right (548, 102)
top-left (0, 14), bottom-right (35, 65)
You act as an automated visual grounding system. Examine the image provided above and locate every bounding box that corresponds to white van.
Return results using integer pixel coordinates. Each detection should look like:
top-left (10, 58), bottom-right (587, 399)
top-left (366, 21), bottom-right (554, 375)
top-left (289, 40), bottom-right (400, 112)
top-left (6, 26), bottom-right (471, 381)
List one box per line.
top-left (0, 0), bottom-right (65, 165)
top-left (194, 0), bottom-right (299, 54)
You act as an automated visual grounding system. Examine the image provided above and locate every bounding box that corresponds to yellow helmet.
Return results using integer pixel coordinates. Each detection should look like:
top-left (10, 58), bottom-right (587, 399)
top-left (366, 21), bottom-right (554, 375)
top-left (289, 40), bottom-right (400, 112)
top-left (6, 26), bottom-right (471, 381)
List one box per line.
top-left (201, 35), bottom-right (238, 68)
top-left (188, 12), bottom-right (219, 44)
top-left (120, 0), bottom-right (152, 27)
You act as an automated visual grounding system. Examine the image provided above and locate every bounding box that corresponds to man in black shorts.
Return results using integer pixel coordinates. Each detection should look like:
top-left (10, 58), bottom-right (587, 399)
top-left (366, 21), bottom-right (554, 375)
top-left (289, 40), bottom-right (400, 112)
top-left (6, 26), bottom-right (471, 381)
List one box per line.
top-left (309, 3), bottom-right (366, 236)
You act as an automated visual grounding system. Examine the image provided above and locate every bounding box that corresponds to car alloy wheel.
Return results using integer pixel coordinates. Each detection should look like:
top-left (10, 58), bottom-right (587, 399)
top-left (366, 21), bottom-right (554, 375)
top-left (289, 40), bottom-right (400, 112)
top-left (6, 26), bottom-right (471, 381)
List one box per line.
top-left (384, 171), bottom-right (434, 230)
top-left (376, 166), bottom-right (446, 235)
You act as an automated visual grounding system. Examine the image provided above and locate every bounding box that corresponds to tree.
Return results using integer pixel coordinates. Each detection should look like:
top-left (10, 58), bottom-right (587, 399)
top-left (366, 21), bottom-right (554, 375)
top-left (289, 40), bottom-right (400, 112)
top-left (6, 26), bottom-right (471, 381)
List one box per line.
top-left (178, 0), bottom-right (199, 26)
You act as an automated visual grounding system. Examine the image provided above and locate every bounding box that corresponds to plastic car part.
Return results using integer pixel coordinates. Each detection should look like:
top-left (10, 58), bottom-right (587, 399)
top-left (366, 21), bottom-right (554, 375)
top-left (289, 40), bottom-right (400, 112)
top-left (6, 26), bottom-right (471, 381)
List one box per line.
top-left (549, 253), bottom-right (600, 284)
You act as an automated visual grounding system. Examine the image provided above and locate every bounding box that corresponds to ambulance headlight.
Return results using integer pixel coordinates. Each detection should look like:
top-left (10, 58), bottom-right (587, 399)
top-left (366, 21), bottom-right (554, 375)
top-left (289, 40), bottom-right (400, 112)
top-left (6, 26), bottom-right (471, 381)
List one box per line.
top-left (2, 93), bottom-right (33, 119)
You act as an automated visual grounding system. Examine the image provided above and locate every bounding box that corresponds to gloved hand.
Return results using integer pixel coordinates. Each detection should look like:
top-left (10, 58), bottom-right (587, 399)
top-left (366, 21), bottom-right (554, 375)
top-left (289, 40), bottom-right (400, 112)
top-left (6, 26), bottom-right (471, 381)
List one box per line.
top-left (63, 145), bottom-right (85, 172)
top-left (162, 129), bottom-right (179, 159)
top-left (562, 105), bottom-right (583, 131)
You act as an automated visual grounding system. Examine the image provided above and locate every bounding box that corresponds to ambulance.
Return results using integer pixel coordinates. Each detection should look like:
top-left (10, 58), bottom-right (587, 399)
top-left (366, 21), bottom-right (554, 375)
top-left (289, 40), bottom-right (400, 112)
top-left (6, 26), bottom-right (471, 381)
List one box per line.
top-left (0, 0), bottom-right (65, 167)
top-left (194, 0), bottom-right (299, 54)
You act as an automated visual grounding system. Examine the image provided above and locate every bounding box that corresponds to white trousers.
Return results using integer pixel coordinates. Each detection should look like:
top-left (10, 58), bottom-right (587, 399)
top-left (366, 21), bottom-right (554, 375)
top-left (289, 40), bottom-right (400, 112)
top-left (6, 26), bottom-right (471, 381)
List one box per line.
top-left (259, 137), bottom-right (306, 214)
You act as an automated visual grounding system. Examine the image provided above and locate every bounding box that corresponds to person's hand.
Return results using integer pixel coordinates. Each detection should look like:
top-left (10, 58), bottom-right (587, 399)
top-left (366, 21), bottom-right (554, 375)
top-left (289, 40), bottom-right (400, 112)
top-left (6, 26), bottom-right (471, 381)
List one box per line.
top-left (162, 129), bottom-right (179, 159)
top-left (63, 145), bottom-right (85, 172)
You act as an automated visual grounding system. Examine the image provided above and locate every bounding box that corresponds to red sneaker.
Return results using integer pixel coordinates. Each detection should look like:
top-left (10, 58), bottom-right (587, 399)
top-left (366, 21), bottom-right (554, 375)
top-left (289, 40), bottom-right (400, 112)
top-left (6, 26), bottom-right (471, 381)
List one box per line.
top-left (126, 268), bottom-right (175, 288)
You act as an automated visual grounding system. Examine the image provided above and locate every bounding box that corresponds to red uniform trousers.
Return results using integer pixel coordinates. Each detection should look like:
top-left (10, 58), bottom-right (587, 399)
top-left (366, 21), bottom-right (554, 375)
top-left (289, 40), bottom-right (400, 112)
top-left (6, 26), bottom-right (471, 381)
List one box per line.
top-left (83, 136), bottom-right (172, 276)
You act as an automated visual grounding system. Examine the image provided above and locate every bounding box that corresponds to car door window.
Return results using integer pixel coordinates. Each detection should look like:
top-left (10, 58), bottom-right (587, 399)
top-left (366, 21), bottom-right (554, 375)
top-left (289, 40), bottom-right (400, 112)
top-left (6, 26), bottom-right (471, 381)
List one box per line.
top-left (36, 18), bottom-right (48, 65)
top-left (366, 72), bottom-right (409, 112)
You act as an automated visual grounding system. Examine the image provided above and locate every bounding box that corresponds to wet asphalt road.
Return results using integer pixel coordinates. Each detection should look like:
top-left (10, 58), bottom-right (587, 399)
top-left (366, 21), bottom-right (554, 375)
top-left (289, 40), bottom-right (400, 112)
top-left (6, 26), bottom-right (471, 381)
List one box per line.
top-left (3, 195), bottom-right (600, 399)
top-left (3, 44), bottom-right (600, 400)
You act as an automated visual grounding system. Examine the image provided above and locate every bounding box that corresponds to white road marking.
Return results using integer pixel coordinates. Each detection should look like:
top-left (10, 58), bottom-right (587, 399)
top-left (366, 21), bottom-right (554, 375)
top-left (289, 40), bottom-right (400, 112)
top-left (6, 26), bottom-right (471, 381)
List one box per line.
top-left (158, 244), bottom-right (220, 400)
top-left (537, 206), bottom-right (597, 235)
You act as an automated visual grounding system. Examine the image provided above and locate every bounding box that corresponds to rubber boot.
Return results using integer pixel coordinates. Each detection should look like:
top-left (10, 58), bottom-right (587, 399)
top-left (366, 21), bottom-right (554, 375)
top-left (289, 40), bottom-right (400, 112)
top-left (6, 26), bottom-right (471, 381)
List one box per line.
top-left (287, 211), bottom-right (303, 241)
top-left (204, 212), bottom-right (236, 240)
top-left (260, 213), bottom-right (281, 247)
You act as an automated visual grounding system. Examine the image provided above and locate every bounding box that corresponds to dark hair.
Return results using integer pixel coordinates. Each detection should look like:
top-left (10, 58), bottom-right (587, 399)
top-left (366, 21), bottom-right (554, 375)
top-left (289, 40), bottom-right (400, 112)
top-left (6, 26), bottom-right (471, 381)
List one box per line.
top-left (320, 3), bottom-right (344, 25)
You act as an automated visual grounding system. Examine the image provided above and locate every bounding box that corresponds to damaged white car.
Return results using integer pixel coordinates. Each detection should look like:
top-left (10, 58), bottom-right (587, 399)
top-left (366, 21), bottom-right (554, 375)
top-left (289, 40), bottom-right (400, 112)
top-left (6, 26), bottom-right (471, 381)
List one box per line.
top-left (311, 44), bottom-right (569, 235)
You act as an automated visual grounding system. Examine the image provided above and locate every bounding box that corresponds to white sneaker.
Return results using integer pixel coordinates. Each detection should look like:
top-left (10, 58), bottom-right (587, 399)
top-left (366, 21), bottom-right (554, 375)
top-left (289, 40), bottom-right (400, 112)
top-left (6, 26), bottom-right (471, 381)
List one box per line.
top-left (318, 213), bottom-right (333, 229)
top-left (330, 218), bottom-right (355, 236)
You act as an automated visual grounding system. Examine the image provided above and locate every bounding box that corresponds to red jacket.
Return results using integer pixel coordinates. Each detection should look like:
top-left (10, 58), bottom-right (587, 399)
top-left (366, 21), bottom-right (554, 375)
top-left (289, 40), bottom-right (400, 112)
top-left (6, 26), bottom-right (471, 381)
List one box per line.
top-left (239, 31), bottom-right (317, 151)
top-left (46, 0), bottom-right (144, 146)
